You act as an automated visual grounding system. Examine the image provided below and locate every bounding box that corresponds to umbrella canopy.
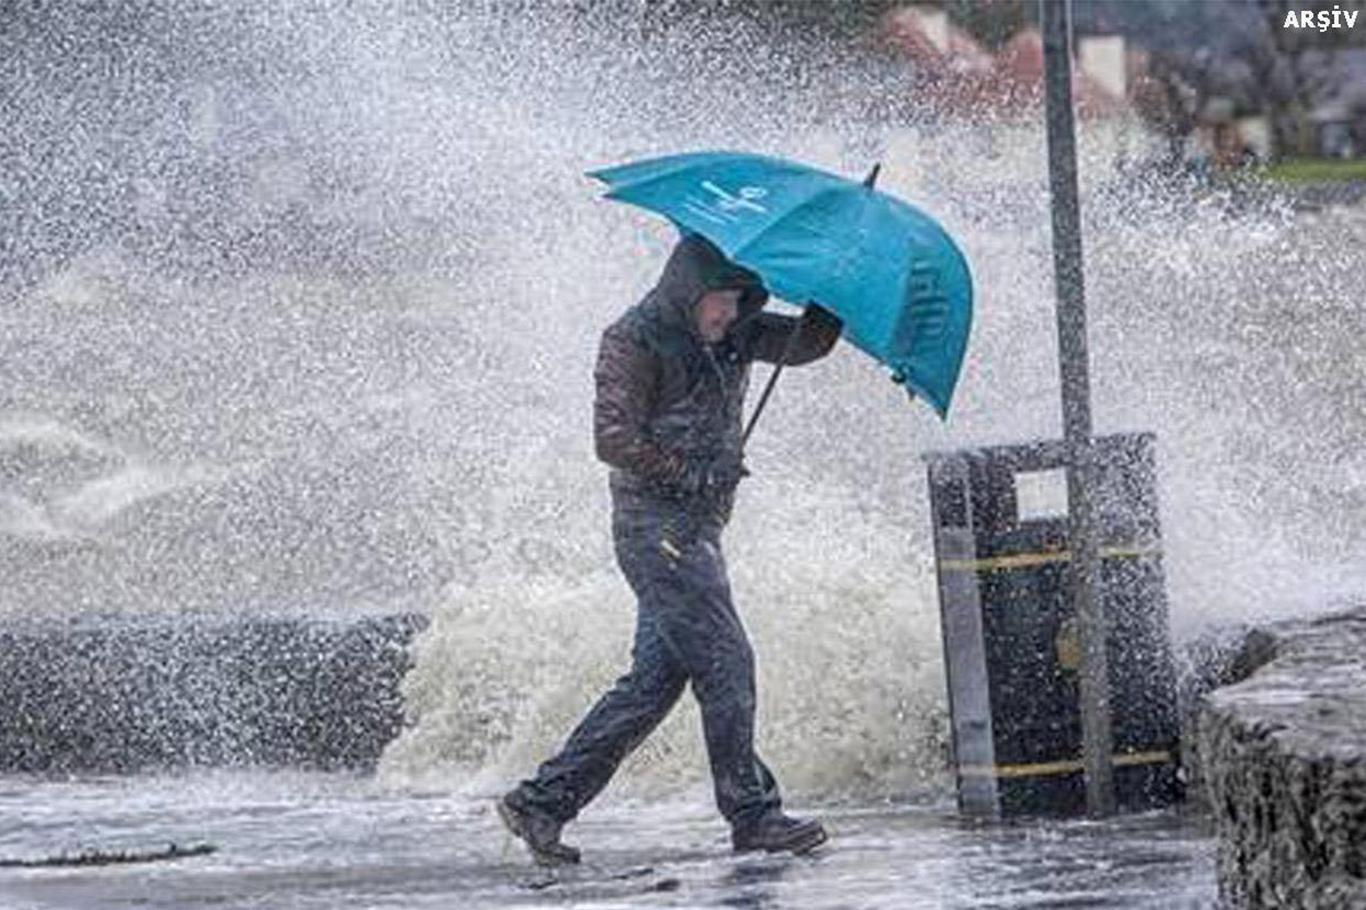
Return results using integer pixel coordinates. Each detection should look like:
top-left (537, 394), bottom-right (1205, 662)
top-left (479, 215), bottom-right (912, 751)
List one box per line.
top-left (588, 150), bottom-right (973, 418)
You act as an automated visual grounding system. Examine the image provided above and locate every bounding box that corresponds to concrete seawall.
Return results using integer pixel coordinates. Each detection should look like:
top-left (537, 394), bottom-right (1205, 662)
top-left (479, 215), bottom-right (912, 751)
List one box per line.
top-left (0, 614), bottom-right (426, 773)
top-left (1196, 606), bottom-right (1366, 909)
top-left (6, 604), bottom-right (1363, 909)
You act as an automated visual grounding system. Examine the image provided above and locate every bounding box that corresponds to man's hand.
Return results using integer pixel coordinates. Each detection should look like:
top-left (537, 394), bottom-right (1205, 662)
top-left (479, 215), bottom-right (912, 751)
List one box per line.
top-left (705, 450), bottom-right (749, 490)
top-left (678, 451), bottom-right (750, 498)
top-left (799, 303), bottom-right (843, 337)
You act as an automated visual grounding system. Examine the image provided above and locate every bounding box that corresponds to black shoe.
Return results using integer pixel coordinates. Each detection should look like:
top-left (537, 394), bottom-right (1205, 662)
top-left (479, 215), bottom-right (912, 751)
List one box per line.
top-left (496, 791), bottom-right (581, 866)
top-left (731, 811), bottom-right (827, 855)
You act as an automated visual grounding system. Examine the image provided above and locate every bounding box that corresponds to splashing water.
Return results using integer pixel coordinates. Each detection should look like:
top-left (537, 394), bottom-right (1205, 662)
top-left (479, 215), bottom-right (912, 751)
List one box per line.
top-left (2, 4), bottom-right (1362, 803)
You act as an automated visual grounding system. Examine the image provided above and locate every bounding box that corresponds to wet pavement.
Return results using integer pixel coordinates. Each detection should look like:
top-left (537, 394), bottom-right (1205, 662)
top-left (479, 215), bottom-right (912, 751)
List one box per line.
top-left (0, 771), bottom-right (1216, 909)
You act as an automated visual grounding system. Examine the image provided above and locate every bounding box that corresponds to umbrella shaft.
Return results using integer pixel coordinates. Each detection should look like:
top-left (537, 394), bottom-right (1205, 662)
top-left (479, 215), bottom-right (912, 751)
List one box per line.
top-left (742, 361), bottom-right (785, 448)
top-left (741, 317), bottom-right (808, 447)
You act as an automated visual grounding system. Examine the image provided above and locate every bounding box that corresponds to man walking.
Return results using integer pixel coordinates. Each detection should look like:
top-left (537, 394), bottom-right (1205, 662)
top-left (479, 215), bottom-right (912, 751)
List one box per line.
top-left (498, 234), bottom-right (842, 864)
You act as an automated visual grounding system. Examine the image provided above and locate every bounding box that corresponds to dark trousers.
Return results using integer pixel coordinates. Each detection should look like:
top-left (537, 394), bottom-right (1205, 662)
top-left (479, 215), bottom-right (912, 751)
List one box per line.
top-left (513, 490), bottom-right (782, 828)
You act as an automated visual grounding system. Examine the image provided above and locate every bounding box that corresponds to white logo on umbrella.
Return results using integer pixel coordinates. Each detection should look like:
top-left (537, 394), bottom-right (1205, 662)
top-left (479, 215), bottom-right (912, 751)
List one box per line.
top-left (701, 181), bottom-right (769, 213)
top-left (682, 182), bottom-right (770, 226)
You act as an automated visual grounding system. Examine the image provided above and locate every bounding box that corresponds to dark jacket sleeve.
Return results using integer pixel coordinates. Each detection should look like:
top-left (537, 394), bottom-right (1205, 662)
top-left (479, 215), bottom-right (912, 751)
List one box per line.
top-left (593, 322), bottom-right (687, 485)
top-left (745, 310), bottom-right (841, 366)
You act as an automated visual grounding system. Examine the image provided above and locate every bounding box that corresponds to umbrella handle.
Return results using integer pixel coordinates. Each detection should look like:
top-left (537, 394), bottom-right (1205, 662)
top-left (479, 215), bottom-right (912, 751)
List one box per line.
top-left (741, 311), bottom-right (809, 448)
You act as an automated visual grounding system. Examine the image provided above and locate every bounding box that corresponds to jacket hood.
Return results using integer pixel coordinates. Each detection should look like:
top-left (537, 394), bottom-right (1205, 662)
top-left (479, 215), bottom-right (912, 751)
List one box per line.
top-left (652, 234), bottom-right (768, 333)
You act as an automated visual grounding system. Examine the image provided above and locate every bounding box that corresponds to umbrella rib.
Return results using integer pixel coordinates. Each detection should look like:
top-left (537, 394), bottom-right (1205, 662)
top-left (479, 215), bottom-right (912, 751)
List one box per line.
top-left (589, 152), bottom-right (823, 191)
top-left (587, 158), bottom-right (709, 189)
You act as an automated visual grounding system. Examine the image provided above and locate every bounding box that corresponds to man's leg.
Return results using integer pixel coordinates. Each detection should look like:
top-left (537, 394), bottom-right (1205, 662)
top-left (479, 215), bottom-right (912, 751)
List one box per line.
top-left (648, 531), bottom-right (826, 853)
top-left (644, 533), bottom-right (781, 825)
top-left (501, 499), bottom-right (689, 864)
top-left (511, 605), bottom-right (687, 823)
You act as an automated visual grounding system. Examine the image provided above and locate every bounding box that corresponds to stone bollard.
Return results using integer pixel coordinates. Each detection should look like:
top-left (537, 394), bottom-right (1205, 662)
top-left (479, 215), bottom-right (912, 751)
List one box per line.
top-left (1197, 606), bottom-right (1366, 909)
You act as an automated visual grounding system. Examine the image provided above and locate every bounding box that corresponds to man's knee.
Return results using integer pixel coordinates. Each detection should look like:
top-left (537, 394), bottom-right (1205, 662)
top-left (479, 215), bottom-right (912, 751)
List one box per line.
top-left (690, 640), bottom-right (755, 708)
top-left (610, 663), bottom-right (686, 712)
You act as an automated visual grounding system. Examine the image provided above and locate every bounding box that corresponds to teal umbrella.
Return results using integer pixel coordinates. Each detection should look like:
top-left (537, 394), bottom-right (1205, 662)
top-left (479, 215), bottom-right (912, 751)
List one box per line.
top-left (588, 150), bottom-right (973, 419)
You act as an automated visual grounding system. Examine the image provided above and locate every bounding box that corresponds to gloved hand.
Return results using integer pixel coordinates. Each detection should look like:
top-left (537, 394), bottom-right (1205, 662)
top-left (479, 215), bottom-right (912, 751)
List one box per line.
top-left (705, 449), bottom-right (750, 490)
top-left (799, 303), bottom-right (843, 336)
top-left (678, 451), bottom-right (750, 498)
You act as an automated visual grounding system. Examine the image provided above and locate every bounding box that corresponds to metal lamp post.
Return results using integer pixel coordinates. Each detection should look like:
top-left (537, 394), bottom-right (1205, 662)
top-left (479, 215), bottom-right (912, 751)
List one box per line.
top-left (1040, 0), bottom-right (1116, 818)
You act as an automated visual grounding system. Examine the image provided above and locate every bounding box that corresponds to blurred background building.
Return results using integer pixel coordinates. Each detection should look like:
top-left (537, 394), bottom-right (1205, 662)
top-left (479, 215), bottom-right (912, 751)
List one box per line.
top-left (879, 0), bottom-right (1366, 167)
top-left (711, 0), bottom-right (1366, 170)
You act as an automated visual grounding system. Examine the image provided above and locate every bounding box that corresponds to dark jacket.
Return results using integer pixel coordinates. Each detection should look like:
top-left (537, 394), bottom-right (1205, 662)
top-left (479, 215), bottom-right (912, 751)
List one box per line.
top-left (593, 235), bottom-right (839, 513)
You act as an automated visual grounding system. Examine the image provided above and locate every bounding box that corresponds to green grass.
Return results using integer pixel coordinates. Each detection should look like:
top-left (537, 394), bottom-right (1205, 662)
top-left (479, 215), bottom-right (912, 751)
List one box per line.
top-left (1258, 158), bottom-right (1366, 183)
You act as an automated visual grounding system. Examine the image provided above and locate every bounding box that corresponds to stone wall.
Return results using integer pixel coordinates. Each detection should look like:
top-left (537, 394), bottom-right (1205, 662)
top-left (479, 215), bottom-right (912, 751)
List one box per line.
top-left (1197, 606), bottom-right (1366, 909)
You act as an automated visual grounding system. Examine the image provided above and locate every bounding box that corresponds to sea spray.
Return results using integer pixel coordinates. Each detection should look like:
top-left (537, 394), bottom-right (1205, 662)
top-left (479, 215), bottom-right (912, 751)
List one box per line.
top-left (1, 3), bottom-right (1361, 792)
